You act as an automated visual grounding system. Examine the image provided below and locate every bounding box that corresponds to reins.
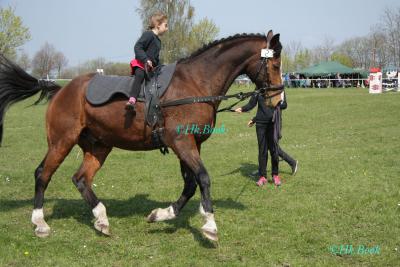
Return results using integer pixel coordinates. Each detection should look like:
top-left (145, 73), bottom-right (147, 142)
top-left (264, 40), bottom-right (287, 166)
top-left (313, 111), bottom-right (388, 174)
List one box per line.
top-left (160, 56), bottom-right (285, 112)
top-left (160, 85), bottom-right (283, 111)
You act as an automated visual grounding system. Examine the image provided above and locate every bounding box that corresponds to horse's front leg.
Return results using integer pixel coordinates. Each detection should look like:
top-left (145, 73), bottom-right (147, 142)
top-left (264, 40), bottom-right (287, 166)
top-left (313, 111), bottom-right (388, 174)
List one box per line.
top-left (147, 160), bottom-right (197, 222)
top-left (147, 137), bottom-right (218, 241)
top-left (194, 161), bottom-right (218, 242)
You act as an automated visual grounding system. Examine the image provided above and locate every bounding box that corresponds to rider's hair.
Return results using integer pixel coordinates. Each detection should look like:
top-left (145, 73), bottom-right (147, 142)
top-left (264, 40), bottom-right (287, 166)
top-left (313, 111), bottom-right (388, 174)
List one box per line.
top-left (147, 11), bottom-right (167, 30)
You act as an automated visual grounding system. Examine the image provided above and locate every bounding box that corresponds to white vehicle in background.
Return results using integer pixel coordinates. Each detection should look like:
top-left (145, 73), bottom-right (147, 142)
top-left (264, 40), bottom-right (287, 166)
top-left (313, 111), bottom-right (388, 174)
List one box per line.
top-left (235, 75), bottom-right (251, 85)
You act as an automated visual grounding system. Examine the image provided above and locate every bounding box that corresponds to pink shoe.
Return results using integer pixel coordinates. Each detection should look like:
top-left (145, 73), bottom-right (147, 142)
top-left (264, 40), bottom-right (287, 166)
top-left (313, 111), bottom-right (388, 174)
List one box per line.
top-left (272, 175), bottom-right (281, 186)
top-left (128, 97), bottom-right (136, 104)
top-left (256, 176), bottom-right (267, 187)
top-left (125, 97), bottom-right (136, 110)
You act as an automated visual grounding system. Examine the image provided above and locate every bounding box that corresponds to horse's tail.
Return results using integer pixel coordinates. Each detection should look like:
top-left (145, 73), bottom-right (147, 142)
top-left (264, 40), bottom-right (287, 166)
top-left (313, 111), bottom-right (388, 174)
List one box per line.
top-left (0, 54), bottom-right (62, 146)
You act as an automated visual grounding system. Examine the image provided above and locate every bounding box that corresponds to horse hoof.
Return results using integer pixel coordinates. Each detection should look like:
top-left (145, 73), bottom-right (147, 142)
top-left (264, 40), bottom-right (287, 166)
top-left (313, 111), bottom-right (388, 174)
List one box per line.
top-left (202, 228), bottom-right (218, 242)
top-left (35, 226), bottom-right (51, 238)
top-left (94, 222), bottom-right (110, 236)
top-left (147, 209), bottom-right (159, 223)
top-left (147, 206), bottom-right (176, 223)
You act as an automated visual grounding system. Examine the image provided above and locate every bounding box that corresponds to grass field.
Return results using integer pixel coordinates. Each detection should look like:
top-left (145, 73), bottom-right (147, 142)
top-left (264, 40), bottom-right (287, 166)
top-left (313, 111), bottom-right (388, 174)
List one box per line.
top-left (0, 86), bottom-right (399, 266)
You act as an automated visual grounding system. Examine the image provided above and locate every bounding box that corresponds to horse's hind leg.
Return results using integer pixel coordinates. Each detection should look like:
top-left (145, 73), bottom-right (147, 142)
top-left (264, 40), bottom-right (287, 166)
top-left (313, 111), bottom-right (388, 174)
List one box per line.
top-left (72, 139), bottom-right (111, 235)
top-left (32, 143), bottom-right (75, 237)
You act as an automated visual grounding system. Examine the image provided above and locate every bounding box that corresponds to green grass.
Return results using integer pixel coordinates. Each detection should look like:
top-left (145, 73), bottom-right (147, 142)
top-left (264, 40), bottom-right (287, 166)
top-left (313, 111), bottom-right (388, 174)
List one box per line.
top-left (0, 86), bottom-right (399, 266)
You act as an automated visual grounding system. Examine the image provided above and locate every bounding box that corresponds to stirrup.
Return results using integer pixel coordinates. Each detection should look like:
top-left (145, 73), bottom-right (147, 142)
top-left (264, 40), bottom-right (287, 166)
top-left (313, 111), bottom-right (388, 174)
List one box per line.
top-left (125, 101), bottom-right (135, 111)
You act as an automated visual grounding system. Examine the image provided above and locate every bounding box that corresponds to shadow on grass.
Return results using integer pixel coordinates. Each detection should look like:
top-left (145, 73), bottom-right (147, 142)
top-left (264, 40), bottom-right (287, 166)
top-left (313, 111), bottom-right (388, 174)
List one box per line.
top-left (0, 194), bottom-right (245, 248)
top-left (221, 162), bottom-right (259, 181)
top-left (222, 161), bottom-right (295, 181)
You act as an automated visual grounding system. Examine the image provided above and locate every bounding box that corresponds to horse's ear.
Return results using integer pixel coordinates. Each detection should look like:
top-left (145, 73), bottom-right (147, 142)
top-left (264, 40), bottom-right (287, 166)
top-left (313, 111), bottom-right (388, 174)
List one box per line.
top-left (270, 34), bottom-right (282, 57)
top-left (265, 30), bottom-right (273, 47)
top-left (270, 34), bottom-right (280, 49)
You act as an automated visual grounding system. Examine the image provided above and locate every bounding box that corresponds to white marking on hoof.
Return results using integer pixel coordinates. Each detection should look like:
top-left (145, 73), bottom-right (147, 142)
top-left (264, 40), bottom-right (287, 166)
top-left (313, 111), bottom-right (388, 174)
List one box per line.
top-left (31, 208), bottom-right (51, 238)
top-left (199, 204), bottom-right (218, 241)
top-left (147, 205), bottom-right (176, 222)
top-left (92, 202), bottom-right (110, 236)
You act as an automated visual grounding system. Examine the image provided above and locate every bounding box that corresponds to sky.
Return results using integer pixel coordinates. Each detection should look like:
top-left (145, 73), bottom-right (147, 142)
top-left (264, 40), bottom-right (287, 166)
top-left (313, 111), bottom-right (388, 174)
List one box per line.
top-left (1, 0), bottom-right (399, 66)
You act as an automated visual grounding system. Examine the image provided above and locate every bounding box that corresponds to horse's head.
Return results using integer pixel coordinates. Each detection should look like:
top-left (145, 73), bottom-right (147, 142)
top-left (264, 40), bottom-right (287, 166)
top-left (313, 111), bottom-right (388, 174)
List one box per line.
top-left (246, 30), bottom-right (283, 106)
top-left (247, 30), bottom-right (282, 87)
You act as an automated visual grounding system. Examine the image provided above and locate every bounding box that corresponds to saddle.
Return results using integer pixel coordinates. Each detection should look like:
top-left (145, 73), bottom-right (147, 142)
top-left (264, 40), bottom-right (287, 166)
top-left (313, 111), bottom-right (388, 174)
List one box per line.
top-left (86, 63), bottom-right (176, 106)
top-left (86, 63), bottom-right (177, 153)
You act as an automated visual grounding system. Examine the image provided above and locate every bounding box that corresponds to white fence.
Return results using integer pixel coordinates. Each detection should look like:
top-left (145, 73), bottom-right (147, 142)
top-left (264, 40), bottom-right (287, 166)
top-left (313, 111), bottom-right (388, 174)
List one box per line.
top-left (284, 78), bottom-right (399, 90)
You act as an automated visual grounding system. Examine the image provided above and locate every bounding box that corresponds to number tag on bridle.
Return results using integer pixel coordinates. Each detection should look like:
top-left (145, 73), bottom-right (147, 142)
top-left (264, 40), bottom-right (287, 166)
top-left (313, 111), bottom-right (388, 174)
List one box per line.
top-left (261, 49), bottom-right (274, 58)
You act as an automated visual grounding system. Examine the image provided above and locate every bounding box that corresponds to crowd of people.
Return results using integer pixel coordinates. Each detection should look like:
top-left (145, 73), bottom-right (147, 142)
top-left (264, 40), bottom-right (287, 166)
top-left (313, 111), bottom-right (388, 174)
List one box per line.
top-left (283, 73), bottom-right (369, 88)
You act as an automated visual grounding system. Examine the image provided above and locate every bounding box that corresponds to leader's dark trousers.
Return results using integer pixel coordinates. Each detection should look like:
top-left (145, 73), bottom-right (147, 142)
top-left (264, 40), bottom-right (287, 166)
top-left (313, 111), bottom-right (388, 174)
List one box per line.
top-left (256, 122), bottom-right (279, 177)
top-left (278, 145), bottom-right (296, 167)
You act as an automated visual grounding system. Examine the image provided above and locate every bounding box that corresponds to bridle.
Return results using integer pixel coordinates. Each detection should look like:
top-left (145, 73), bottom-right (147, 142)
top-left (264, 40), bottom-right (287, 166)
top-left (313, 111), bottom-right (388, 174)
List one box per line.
top-left (253, 46), bottom-right (284, 93)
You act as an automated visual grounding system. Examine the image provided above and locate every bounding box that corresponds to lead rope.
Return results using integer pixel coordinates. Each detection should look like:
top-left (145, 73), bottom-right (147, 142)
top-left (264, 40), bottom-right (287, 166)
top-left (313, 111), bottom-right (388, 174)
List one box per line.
top-left (217, 58), bottom-right (267, 112)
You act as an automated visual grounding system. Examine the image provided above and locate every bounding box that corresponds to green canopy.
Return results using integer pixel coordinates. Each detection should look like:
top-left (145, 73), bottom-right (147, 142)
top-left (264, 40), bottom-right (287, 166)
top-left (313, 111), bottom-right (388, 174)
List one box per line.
top-left (353, 68), bottom-right (369, 78)
top-left (297, 61), bottom-right (358, 77)
top-left (383, 66), bottom-right (399, 73)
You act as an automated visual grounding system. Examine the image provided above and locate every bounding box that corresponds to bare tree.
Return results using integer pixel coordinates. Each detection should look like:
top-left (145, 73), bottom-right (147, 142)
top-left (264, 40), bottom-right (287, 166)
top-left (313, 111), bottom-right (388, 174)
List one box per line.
top-left (78, 57), bottom-right (107, 74)
top-left (281, 41), bottom-right (303, 72)
top-left (284, 8), bottom-right (400, 71)
top-left (285, 41), bottom-right (303, 60)
top-left (59, 67), bottom-right (78, 79)
top-left (337, 37), bottom-right (370, 69)
top-left (32, 42), bottom-right (56, 78)
top-left (294, 48), bottom-right (312, 70)
top-left (17, 50), bottom-right (31, 71)
top-left (53, 51), bottom-right (68, 78)
top-left (380, 7), bottom-right (400, 66)
top-left (333, 11), bottom-right (400, 70)
top-left (313, 36), bottom-right (335, 63)
top-left (369, 27), bottom-right (390, 68)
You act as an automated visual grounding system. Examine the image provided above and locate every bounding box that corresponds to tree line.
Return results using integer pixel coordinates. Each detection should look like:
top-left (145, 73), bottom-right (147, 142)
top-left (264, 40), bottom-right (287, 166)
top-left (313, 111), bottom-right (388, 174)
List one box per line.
top-left (2, 4), bottom-right (400, 78)
top-left (283, 7), bottom-right (400, 72)
top-left (0, 2), bottom-right (219, 79)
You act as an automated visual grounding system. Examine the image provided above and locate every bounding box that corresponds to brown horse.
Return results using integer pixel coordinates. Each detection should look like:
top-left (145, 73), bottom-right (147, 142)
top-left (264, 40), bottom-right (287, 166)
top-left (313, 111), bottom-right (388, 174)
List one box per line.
top-left (0, 30), bottom-right (283, 241)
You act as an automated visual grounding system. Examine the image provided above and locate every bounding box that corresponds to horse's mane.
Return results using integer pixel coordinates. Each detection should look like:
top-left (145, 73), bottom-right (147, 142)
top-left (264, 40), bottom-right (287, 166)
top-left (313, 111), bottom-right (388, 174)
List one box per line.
top-left (178, 33), bottom-right (265, 63)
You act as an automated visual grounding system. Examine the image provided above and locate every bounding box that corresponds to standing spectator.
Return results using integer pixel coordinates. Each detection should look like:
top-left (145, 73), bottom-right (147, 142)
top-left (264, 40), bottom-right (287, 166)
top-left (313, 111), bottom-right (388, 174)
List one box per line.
top-left (235, 92), bottom-right (282, 187)
top-left (335, 73), bottom-right (342, 88)
top-left (284, 73), bottom-right (290, 88)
